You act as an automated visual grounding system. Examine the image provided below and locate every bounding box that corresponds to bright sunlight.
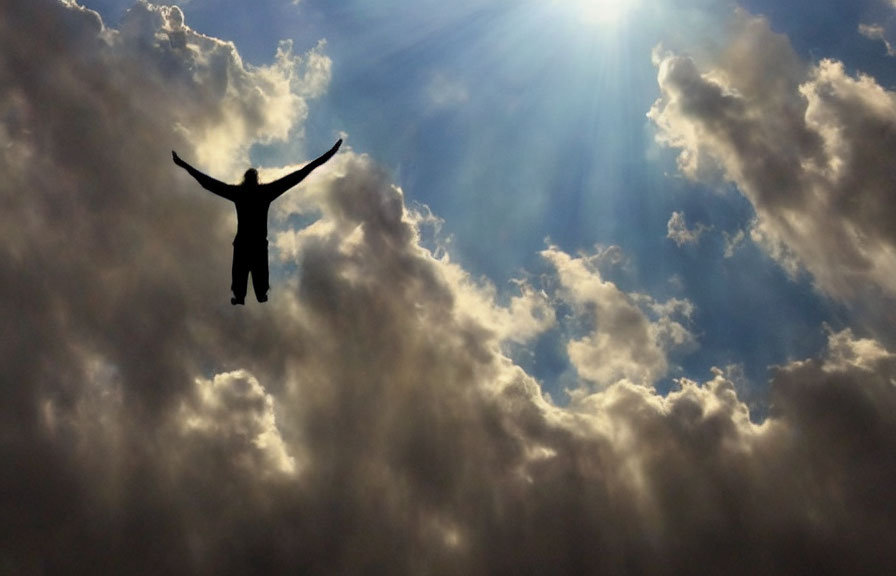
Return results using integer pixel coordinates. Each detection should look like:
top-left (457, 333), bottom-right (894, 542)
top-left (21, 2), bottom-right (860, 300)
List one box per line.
top-left (572, 0), bottom-right (637, 25)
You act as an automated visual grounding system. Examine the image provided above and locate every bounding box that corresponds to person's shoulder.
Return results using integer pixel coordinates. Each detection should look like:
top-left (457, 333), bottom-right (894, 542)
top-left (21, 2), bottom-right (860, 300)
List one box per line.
top-left (259, 181), bottom-right (283, 198)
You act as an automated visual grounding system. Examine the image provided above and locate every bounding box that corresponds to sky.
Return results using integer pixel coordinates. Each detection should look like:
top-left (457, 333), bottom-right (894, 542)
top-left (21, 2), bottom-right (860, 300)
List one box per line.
top-left (2, 0), bottom-right (896, 573)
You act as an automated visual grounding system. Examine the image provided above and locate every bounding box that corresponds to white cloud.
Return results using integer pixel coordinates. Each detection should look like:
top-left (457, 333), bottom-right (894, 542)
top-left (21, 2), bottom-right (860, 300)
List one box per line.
top-left (859, 0), bottom-right (896, 57)
top-left (666, 210), bottom-right (709, 247)
top-left (650, 10), bottom-right (896, 304)
top-left (723, 227), bottom-right (745, 258)
top-left (859, 23), bottom-right (895, 56)
top-left (822, 325), bottom-right (895, 373)
top-left (180, 371), bottom-right (298, 475)
top-left (542, 246), bottom-right (695, 390)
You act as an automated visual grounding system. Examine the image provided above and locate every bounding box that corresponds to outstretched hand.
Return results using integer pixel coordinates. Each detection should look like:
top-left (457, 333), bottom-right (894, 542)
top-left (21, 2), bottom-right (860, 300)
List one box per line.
top-left (327, 139), bottom-right (342, 158)
top-left (172, 150), bottom-right (185, 167)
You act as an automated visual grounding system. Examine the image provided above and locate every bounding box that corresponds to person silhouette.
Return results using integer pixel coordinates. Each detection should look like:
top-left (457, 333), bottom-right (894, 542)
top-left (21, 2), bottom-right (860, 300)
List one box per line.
top-left (173, 139), bottom-right (342, 305)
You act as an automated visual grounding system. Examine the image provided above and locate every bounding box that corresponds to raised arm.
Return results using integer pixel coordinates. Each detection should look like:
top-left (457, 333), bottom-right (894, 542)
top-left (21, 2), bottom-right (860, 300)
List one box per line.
top-left (172, 151), bottom-right (235, 201)
top-left (266, 139), bottom-right (342, 200)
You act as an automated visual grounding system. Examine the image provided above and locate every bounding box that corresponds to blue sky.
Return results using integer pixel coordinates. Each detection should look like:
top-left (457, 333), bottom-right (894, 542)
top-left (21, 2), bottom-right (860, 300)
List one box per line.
top-left (5, 1), bottom-right (896, 572)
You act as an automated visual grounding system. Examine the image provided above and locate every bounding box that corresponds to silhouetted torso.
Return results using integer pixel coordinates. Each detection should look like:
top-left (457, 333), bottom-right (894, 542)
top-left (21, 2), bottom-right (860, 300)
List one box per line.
top-left (199, 181), bottom-right (292, 244)
top-left (232, 186), bottom-right (273, 244)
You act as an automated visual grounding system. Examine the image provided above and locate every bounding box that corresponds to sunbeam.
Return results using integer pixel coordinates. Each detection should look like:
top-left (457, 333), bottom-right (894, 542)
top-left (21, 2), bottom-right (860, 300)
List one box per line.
top-left (564, 0), bottom-right (639, 26)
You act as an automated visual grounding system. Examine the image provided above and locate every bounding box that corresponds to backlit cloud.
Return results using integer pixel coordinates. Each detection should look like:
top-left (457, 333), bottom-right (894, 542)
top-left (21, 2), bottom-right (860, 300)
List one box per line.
top-left (649, 10), bottom-right (896, 305)
top-left (542, 246), bottom-right (696, 390)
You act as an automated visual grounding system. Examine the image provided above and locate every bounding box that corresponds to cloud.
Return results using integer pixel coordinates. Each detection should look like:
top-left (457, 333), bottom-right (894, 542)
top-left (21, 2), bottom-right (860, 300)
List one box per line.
top-left (541, 246), bottom-right (696, 391)
top-left (860, 1), bottom-right (896, 56)
top-left (114, 1), bottom-right (329, 176)
top-left (666, 210), bottom-right (709, 247)
top-left (649, 10), bottom-right (896, 306)
top-left (723, 227), bottom-right (746, 258)
top-left (4, 2), bottom-right (896, 574)
top-left (859, 23), bottom-right (895, 55)
top-left (179, 370), bottom-right (299, 475)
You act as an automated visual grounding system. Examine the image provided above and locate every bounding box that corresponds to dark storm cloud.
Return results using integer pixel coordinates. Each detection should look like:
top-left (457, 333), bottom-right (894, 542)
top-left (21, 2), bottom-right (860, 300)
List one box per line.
top-left (4, 2), bottom-right (896, 575)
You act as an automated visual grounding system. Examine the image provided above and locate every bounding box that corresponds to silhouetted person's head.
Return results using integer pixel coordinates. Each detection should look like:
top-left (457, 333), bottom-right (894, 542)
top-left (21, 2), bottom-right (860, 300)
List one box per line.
top-left (242, 168), bottom-right (259, 186)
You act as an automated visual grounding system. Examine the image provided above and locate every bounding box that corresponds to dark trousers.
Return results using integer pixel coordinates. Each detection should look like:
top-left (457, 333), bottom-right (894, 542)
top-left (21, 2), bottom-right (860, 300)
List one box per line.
top-left (231, 240), bottom-right (269, 302)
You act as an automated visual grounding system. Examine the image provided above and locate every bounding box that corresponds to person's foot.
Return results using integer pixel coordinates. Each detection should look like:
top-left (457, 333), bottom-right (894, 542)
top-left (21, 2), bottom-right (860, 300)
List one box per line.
top-left (231, 296), bottom-right (245, 306)
top-left (257, 294), bottom-right (268, 303)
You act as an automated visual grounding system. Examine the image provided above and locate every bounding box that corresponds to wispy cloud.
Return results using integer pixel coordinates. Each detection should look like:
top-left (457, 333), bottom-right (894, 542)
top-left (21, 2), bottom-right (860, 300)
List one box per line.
top-left (859, 1), bottom-right (896, 56)
top-left (859, 23), bottom-right (896, 55)
top-left (666, 210), bottom-right (709, 247)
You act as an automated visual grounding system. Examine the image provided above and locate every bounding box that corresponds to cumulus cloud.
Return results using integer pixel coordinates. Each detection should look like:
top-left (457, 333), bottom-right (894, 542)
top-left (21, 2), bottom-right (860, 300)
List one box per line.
top-left (542, 246), bottom-right (696, 390)
top-left (649, 10), bottom-right (896, 305)
top-left (4, 2), bottom-right (896, 575)
top-left (554, 325), bottom-right (896, 575)
top-left (179, 370), bottom-right (299, 475)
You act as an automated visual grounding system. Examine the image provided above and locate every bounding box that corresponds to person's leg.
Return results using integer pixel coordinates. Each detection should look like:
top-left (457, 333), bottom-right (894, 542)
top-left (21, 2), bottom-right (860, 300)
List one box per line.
top-left (231, 243), bottom-right (249, 305)
top-left (250, 240), bottom-right (270, 303)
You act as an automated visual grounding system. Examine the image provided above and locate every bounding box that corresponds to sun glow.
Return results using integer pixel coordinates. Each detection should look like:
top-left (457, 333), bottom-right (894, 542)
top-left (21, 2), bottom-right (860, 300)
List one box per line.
top-left (572, 0), bottom-right (637, 25)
